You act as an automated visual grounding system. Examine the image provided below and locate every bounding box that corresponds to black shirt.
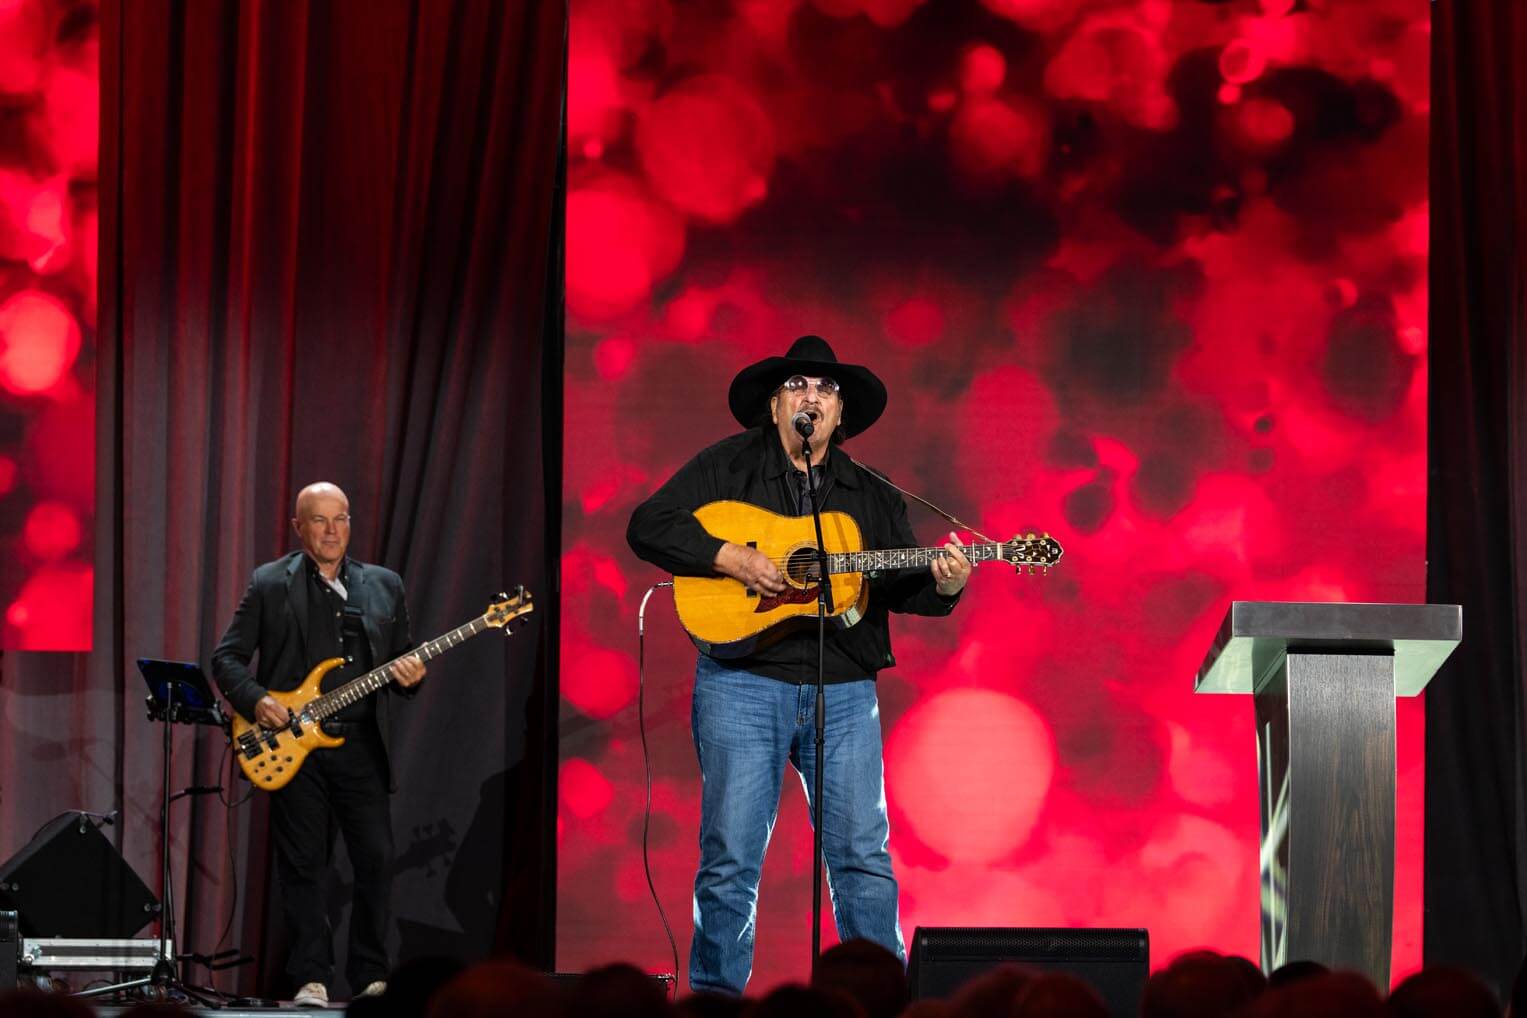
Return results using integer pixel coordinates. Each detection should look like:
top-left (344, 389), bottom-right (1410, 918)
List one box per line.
top-left (304, 557), bottom-right (377, 723)
top-left (626, 426), bottom-right (959, 683)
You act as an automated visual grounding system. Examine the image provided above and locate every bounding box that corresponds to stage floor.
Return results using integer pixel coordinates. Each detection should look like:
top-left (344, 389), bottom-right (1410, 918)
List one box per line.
top-left (91, 1007), bottom-right (344, 1016)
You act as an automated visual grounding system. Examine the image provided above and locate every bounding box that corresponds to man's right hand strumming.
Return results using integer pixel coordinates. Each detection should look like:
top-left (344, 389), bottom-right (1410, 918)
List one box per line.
top-left (715, 541), bottom-right (787, 595)
top-left (254, 695), bottom-right (287, 730)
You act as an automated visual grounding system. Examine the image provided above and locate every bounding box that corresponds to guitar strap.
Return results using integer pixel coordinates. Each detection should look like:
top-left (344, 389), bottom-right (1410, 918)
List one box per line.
top-left (856, 462), bottom-right (998, 543)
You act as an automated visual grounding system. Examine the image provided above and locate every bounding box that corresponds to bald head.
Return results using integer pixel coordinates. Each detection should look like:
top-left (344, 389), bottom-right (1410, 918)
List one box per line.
top-left (295, 482), bottom-right (348, 518)
top-left (292, 482), bottom-right (351, 576)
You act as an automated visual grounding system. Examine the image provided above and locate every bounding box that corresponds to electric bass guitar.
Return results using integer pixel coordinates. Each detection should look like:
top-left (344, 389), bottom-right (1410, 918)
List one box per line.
top-left (233, 588), bottom-right (534, 790)
top-left (672, 501), bottom-right (1062, 658)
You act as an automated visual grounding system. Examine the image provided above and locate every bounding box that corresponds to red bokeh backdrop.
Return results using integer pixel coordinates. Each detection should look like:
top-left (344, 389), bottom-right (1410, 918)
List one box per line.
top-left (0, 0), bottom-right (98, 650)
top-left (562, 0), bottom-right (1428, 991)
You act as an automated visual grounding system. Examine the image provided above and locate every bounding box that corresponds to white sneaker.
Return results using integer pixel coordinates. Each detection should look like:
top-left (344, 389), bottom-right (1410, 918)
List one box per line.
top-left (356, 980), bottom-right (387, 998)
top-left (294, 982), bottom-right (329, 1007)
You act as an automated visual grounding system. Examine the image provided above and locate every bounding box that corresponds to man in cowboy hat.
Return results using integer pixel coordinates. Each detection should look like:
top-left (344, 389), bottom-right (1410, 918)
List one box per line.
top-left (627, 335), bottom-right (972, 995)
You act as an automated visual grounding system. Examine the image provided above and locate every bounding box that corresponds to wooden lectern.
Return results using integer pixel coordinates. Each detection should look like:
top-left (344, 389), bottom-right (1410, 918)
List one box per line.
top-left (1194, 601), bottom-right (1460, 987)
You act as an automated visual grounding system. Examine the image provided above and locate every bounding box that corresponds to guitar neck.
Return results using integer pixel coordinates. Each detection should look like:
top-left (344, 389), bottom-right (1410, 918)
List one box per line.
top-left (828, 543), bottom-right (1008, 574)
top-left (308, 613), bottom-right (492, 720)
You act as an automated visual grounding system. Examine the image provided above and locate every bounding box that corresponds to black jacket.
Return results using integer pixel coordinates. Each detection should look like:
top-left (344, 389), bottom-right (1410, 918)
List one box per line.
top-left (211, 551), bottom-right (416, 787)
top-left (627, 426), bottom-right (958, 682)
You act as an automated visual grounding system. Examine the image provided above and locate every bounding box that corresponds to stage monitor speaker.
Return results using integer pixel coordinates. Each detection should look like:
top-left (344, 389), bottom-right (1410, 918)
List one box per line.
top-left (0, 813), bottom-right (157, 938)
top-left (0, 910), bottom-right (17, 989)
top-left (908, 926), bottom-right (1149, 1017)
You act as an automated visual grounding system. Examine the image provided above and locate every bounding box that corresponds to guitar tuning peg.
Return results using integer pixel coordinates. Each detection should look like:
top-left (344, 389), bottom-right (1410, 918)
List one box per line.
top-left (497, 591), bottom-right (509, 600)
top-left (1025, 531), bottom-right (1035, 540)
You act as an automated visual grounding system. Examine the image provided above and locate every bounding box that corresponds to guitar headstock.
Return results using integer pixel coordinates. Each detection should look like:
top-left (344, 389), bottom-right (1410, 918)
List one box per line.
top-left (999, 533), bottom-right (1064, 573)
top-left (486, 586), bottom-right (535, 629)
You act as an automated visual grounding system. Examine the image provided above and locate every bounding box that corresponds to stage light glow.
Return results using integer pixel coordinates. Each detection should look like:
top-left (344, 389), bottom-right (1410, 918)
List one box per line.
top-left (566, 178), bottom-right (685, 321)
top-left (1236, 97), bottom-right (1295, 149)
top-left (561, 627), bottom-right (640, 720)
top-left (22, 501), bottom-right (82, 560)
top-left (960, 44), bottom-right (1007, 95)
top-left (1219, 40), bottom-right (1267, 86)
top-left (883, 297), bottom-right (946, 348)
top-left (636, 76), bottom-right (776, 224)
top-left (3, 564), bottom-right (91, 650)
top-left (593, 336), bottom-right (637, 380)
top-left (0, 290), bottom-right (81, 394)
top-left (950, 96), bottom-right (1048, 180)
top-left (561, 757), bottom-right (616, 820)
top-left (40, 62), bottom-right (99, 179)
top-left (887, 689), bottom-right (1054, 865)
top-left (0, 0), bottom-right (46, 94)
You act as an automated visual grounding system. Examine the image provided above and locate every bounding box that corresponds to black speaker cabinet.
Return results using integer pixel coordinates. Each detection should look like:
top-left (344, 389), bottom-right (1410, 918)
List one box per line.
top-left (908, 926), bottom-right (1149, 1017)
top-left (0, 910), bottom-right (17, 989)
top-left (0, 813), bottom-right (157, 938)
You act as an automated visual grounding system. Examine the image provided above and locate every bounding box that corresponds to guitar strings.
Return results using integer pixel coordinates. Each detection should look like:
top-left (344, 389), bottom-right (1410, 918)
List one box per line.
top-left (741, 544), bottom-right (1018, 569)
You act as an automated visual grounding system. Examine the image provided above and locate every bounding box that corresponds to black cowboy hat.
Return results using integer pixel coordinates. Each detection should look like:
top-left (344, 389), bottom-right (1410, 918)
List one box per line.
top-left (727, 335), bottom-right (888, 438)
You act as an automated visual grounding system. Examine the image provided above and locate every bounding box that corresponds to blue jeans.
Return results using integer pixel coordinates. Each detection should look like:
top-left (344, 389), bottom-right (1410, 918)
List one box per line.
top-left (689, 654), bottom-right (904, 994)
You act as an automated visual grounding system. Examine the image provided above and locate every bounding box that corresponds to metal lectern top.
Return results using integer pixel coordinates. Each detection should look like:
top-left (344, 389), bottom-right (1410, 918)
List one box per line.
top-left (1194, 601), bottom-right (1461, 697)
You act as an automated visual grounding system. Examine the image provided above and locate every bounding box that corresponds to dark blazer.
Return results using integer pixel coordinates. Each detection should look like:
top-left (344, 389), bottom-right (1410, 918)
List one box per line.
top-left (211, 551), bottom-right (416, 788)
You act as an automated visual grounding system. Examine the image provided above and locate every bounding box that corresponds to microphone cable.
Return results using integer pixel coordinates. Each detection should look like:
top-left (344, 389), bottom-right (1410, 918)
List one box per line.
top-left (855, 461), bottom-right (997, 543)
top-left (637, 580), bottom-right (680, 996)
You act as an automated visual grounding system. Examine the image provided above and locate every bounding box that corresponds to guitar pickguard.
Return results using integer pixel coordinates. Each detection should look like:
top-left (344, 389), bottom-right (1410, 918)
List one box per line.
top-left (755, 584), bottom-right (820, 612)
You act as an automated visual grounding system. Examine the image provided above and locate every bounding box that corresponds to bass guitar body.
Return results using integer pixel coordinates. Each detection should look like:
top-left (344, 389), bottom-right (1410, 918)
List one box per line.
top-left (231, 589), bottom-right (535, 792)
top-left (231, 656), bottom-right (347, 791)
top-left (673, 501), bottom-right (870, 658)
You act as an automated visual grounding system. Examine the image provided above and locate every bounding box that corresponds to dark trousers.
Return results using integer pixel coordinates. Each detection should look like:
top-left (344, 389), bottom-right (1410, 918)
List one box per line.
top-left (270, 725), bottom-right (393, 991)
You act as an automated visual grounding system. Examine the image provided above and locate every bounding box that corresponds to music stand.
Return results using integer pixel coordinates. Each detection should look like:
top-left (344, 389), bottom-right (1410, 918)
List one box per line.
top-left (77, 661), bottom-right (229, 1006)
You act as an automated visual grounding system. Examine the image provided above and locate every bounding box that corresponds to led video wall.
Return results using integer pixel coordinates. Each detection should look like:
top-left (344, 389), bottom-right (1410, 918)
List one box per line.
top-left (561, 0), bottom-right (1428, 990)
top-left (0, 0), bottom-right (98, 650)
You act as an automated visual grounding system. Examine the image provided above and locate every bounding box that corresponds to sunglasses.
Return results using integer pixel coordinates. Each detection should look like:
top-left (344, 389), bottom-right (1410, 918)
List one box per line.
top-left (778, 375), bottom-right (840, 398)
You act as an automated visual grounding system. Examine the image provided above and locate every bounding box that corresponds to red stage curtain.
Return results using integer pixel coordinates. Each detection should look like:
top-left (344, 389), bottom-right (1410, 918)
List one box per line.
top-left (1427, 0), bottom-right (1527, 996)
top-left (0, 0), bottom-right (564, 997)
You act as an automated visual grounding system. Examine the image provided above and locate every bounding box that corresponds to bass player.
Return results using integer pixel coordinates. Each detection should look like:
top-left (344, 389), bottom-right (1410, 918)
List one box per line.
top-left (626, 336), bottom-right (972, 995)
top-left (212, 481), bottom-right (425, 1007)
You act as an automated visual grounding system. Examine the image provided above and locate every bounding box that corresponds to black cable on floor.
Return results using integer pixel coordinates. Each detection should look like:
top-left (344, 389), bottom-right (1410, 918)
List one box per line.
top-left (638, 580), bottom-right (679, 997)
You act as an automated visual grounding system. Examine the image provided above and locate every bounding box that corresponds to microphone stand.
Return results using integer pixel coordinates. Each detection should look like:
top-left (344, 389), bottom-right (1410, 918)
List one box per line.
top-left (80, 668), bottom-right (231, 1006)
top-left (799, 427), bottom-right (834, 969)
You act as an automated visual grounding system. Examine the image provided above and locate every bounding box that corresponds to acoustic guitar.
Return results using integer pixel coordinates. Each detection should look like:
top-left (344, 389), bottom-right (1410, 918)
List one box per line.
top-left (673, 501), bottom-right (1063, 657)
top-left (233, 588), bottom-right (534, 790)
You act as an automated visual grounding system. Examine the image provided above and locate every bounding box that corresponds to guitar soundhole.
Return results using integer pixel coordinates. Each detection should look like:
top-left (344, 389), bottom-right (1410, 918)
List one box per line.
top-left (784, 547), bottom-right (823, 587)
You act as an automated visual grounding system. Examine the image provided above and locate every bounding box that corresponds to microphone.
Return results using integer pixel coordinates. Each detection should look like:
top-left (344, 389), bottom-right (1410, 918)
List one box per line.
top-left (792, 411), bottom-right (815, 438)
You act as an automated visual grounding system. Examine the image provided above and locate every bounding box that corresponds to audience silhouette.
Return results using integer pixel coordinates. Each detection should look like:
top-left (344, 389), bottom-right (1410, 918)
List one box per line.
top-left (0, 948), bottom-right (1516, 1017)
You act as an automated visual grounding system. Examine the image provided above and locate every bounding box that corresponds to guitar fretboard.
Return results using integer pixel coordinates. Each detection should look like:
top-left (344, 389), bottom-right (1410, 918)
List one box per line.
top-left (306, 614), bottom-right (492, 721)
top-left (828, 543), bottom-right (1012, 574)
